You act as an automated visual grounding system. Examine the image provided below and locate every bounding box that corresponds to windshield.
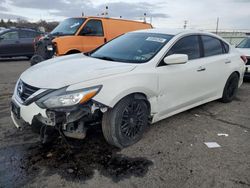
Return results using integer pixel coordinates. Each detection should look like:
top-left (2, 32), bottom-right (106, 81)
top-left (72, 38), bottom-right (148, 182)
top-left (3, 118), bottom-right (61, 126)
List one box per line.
top-left (51, 18), bottom-right (86, 35)
top-left (237, 38), bottom-right (250, 48)
top-left (0, 29), bottom-right (8, 35)
top-left (90, 33), bottom-right (173, 63)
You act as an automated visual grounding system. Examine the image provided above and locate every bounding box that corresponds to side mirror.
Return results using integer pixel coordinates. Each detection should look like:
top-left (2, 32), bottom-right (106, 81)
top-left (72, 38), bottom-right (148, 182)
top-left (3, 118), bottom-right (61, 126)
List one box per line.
top-left (163, 54), bottom-right (188, 65)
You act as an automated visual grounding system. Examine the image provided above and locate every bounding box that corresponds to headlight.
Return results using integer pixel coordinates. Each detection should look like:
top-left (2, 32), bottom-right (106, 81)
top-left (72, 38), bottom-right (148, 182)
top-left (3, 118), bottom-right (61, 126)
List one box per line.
top-left (37, 86), bottom-right (101, 109)
top-left (47, 45), bottom-right (53, 51)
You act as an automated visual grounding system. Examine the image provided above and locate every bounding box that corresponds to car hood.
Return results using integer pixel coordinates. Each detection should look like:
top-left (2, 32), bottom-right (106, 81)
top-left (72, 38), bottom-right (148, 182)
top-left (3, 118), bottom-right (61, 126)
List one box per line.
top-left (236, 48), bottom-right (250, 56)
top-left (20, 54), bottom-right (137, 89)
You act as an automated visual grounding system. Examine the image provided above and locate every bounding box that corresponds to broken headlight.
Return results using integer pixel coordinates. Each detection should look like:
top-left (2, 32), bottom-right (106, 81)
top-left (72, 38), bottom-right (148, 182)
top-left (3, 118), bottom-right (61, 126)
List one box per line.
top-left (36, 86), bottom-right (102, 109)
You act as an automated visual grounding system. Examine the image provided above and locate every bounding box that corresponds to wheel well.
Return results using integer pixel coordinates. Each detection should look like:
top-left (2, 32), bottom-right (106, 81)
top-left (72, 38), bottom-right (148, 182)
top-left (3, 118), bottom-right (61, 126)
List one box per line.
top-left (122, 92), bottom-right (151, 114)
top-left (233, 71), bottom-right (240, 79)
top-left (66, 50), bottom-right (81, 55)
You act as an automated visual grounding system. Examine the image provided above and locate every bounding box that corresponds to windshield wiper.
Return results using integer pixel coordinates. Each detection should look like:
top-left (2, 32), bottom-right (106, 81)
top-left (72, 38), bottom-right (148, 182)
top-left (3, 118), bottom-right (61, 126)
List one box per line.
top-left (50, 32), bottom-right (65, 36)
top-left (94, 56), bottom-right (115, 61)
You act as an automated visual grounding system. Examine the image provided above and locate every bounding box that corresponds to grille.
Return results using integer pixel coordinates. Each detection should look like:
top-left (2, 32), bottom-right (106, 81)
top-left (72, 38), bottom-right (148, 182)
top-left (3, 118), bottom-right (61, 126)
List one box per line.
top-left (246, 58), bottom-right (250, 65)
top-left (17, 81), bottom-right (40, 102)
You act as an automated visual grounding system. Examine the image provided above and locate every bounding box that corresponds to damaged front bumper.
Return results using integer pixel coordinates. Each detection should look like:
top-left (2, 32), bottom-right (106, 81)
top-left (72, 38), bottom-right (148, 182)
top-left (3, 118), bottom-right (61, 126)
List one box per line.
top-left (11, 97), bottom-right (47, 129)
top-left (10, 95), bottom-right (106, 140)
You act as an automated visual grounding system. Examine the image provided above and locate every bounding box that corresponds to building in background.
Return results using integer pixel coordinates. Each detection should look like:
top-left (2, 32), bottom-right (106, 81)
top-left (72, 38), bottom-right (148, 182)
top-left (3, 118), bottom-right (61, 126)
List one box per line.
top-left (216, 31), bottom-right (250, 45)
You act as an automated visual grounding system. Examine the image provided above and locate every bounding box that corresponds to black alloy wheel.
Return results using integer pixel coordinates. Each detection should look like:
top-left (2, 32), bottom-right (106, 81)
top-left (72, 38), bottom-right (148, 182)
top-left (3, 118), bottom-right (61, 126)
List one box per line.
top-left (102, 96), bottom-right (149, 148)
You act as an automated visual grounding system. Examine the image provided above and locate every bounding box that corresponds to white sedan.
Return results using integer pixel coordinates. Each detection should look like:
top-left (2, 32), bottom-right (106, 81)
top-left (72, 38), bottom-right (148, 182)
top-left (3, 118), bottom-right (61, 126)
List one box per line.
top-left (11, 29), bottom-right (246, 148)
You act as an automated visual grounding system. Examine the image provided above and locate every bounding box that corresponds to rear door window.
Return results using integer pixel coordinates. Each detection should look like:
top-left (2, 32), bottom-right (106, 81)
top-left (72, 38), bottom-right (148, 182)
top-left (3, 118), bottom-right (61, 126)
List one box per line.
top-left (237, 38), bottom-right (250, 48)
top-left (167, 35), bottom-right (201, 60)
top-left (19, 30), bottom-right (38, 38)
top-left (201, 35), bottom-right (224, 57)
top-left (80, 20), bottom-right (104, 36)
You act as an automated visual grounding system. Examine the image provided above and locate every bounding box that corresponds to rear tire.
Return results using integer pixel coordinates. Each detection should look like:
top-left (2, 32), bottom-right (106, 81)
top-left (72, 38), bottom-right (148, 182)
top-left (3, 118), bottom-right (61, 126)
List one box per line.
top-left (221, 72), bottom-right (239, 103)
top-left (102, 96), bottom-right (149, 148)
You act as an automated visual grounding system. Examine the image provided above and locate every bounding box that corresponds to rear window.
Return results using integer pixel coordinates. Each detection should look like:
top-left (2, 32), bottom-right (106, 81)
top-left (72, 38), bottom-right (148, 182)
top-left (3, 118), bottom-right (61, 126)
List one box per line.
top-left (201, 35), bottom-right (223, 57)
top-left (19, 30), bottom-right (39, 38)
top-left (237, 38), bottom-right (250, 48)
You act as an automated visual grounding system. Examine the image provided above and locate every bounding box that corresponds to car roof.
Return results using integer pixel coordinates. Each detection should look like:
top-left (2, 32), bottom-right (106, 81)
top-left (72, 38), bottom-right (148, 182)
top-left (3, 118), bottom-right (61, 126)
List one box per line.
top-left (72, 16), bottom-right (152, 25)
top-left (3, 28), bottom-right (39, 32)
top-left (130, 28), bottom-right (229, 44)
top-left (132, 28), bottom-right (217, 36)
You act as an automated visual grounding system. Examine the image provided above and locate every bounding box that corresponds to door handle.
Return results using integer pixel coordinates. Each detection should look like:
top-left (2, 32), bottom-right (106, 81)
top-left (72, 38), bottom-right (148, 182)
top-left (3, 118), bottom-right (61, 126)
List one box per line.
top-left (197, 66), bottom-right (206, 72)
top-left (225, 60), bottom-right (231, 64)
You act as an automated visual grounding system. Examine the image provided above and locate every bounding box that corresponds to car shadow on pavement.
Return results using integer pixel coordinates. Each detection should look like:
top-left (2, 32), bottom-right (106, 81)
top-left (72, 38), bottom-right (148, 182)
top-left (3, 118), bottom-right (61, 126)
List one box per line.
top-left (0, 125), bottom-right (153, 187)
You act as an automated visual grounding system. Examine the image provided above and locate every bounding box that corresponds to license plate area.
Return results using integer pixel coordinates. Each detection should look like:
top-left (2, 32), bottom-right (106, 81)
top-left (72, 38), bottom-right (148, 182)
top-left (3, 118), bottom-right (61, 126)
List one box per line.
top-left (11, 101), bottom-right (20, 119)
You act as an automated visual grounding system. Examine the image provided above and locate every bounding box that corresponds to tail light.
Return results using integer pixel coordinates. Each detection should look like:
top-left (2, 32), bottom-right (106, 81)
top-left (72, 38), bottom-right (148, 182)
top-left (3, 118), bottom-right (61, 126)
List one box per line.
top-left (241, 55), bottom-right (248, 64)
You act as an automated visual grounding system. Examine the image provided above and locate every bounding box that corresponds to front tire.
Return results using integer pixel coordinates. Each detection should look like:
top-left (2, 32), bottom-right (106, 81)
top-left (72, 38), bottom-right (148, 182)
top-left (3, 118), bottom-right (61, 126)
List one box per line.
top-left (102, 96), bottom-right (149, 148)
top-left (30, 55), bottom-right (44, 66)
top-left (221, 72), bottom-right (239, 103)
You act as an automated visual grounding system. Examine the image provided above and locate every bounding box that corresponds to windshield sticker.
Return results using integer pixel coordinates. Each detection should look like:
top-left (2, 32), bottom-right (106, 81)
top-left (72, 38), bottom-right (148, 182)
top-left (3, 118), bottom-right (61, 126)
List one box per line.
top-left (70, 22), bottom-right (80, 28)
top-left (146, 37), bottom-right (166, 43)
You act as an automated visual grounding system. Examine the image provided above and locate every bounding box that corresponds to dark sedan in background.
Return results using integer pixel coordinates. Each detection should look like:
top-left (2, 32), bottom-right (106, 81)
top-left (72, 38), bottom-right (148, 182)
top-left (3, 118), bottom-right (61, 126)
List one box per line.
top-left (0, 28), bottom-right (42, 59)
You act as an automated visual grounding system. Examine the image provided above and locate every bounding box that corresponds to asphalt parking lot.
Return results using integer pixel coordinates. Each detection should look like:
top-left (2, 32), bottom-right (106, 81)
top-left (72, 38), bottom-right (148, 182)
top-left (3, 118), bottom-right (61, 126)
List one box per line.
top-left (0, 59), bottom-right (249, 188)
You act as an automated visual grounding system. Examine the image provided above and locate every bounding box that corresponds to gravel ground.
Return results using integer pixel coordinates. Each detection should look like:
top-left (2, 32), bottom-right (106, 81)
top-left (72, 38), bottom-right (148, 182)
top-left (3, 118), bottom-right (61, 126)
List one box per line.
top-left (0, 59), bottom-right (249, 188)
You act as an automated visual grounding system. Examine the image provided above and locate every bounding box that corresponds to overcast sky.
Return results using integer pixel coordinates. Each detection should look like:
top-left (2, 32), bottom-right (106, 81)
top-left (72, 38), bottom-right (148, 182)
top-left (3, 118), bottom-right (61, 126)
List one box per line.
top-left (0, 0), bottom-right (250, 31)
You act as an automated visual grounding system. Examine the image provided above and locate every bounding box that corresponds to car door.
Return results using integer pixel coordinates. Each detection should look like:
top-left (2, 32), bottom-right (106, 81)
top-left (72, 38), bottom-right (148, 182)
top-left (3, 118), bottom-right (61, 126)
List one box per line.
top-left (156, 35), bottom-right (211, 118)
top-left (79, 19), bottom-right (105, 52)
top-left (199, 35), bottom-right (231, 94)
top-left (0, 31), bottom-right (20, 57)
top-left (18, 30), bottom-right (36, 56)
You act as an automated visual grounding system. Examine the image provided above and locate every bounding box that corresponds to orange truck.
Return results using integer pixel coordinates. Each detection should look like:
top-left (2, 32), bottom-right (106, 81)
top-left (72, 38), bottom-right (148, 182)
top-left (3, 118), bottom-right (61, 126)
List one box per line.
top-left (31, 17), bottom-right (152, 65)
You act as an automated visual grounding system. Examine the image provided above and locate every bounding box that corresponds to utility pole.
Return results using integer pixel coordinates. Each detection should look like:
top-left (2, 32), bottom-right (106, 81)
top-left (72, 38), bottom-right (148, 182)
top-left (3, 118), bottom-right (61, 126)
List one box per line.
top-left (143, 13), bottom-right (147, 23)
top-left (183, 20), bottom-right (187, 29)
top-left (216, 17), bottom-right (219, 34)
